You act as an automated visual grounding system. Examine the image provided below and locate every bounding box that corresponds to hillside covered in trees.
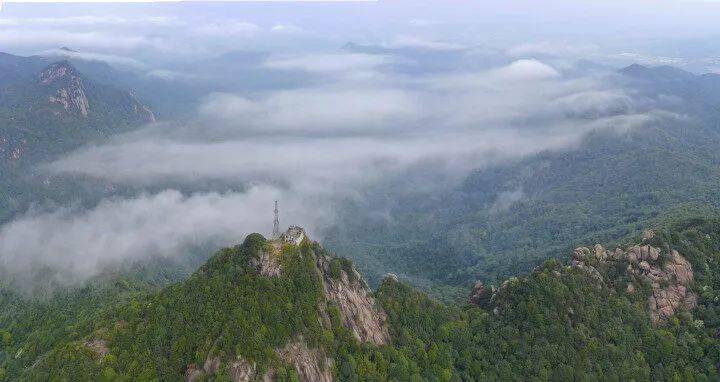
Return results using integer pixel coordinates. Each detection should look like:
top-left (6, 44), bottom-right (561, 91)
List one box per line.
top-left (1, 218), bottom-right (719, 381)
top-left (324, 64), bottom-right (720, 300)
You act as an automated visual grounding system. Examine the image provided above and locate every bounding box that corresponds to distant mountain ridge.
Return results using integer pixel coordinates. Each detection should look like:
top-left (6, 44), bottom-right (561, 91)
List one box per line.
top-left (0, 52), bottom-right (157, 225)
top-left (0, 57), bottom-right (155, 165)
top-left (325, 62), bottom-right (720, 298)
top-left (620, 63), bottom-right (699, 82)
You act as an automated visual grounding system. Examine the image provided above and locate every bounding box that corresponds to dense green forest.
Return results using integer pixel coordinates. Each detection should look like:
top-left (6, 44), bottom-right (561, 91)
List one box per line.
top-left (2, 51), bottom-right (720, 380)
top-left (325, 101), bottom-right (720, 301)
top-left (2, 217), bottom-right (719, 381)
top-left (0, 58), bottom-right (156, 225)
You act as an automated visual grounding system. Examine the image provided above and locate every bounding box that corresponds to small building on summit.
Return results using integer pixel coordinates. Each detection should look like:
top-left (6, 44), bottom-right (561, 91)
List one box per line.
top-left (281, 226), bottom-right (306, 246)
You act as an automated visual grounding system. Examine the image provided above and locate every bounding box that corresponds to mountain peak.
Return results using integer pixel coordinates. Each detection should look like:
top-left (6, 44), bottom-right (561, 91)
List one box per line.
top-left (38, 60), bottom-right (81, 86)
top-left (619, 63), bottom-right (696, 82)
top-left (38, 61), bottom-right (89, 117)
top-left (278, 226), bottom-right (307, 246)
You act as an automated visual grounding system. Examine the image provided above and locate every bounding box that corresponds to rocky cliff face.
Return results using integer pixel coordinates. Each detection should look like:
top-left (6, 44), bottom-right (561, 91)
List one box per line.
top-left (189, 338), bottom-right (332, 382)
top-left (40, 61), bottom-right (90, 117)
top-left (262, 227), bottom-right (390, 346)
top-left (37, 61), bottom-right (155, 123)
top-left (316, 253), bottom-right (391, 346)
top-left (473, 230), bottom-right (697, 326)
top-left (185, 228), bottom-right (389, 382)
top-left (276, 338), bottom-right (333, 382)
top-left (570, 232), bottom-right (696, 325)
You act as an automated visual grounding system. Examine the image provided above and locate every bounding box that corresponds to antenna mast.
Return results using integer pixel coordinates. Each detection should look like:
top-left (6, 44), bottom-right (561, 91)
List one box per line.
top-left (272, 200), bottom-right (280, 239)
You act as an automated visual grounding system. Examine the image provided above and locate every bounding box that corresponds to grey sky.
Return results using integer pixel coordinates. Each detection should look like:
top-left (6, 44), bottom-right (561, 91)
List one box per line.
top-left (2, 1), bottom-right (720, 71)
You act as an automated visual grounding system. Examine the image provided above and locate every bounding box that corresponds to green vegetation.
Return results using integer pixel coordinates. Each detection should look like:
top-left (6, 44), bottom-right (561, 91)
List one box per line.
top-left (21, 235), bottom-right (324, 380)
top-left (0, 59), bottom-right (155, 225)
top-left (325, 118), bottom-right (720, 301)
top-left (2, 218), bottom-right (719, 381)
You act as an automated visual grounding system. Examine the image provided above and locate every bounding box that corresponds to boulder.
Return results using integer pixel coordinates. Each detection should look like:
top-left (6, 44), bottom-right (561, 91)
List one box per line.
top-left (639, 261), bottom-right (651, 272)
top-left (569, 239), bottom-right (696, 326)
top-left (469, 281), bottom-right (491, 307)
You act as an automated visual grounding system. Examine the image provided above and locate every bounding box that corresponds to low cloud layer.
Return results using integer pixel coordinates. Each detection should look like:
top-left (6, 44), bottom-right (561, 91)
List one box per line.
top-left (0, 187), bottom-right (324, 285)
top-left (0, 4), bottom-right (686, 287)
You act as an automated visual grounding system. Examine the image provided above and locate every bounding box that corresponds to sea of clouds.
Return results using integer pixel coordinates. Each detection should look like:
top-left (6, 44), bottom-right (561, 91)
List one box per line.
top-left (0, 2), bottom-right (682, 286)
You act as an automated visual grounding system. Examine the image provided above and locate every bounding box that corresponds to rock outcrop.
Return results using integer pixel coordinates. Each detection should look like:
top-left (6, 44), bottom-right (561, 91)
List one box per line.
top-left (647, 249), bottom-right (696, 324)
top-left (316, 253), bottom-right (391, 346)
top-left (249, 250), bottom-right (282, 277)
top-left (468, 281), bottom-right (492, 307)
top-left (571, 235), bottom-right (697, 325)
top-left (187, 227), bottom-right (390, 382)
top-left (277, 338), bottom-right (333, 382)
top-left (268, 227), bottom-right (390, 346)
top-left (40, 61), bottom-right (90, 117)
top-left (282, 226), bottom-right (307, 246)
top-left (228, 358), bottom-right (257, 382)
top-left (38, 61), bottom-right (155, 123)
top-left (84, 339), bottom-right (109, 359)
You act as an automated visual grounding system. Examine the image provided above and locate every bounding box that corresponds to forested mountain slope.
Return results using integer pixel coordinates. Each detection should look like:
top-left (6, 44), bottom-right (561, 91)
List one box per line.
top-left (324, 64), bottom-right (720, 299)
top-left (0, 54), bottom-right (155, 224)
top-left (0, 59), bottom-right (154, 167)
top-left (2, 219), bottom-right (719, 381)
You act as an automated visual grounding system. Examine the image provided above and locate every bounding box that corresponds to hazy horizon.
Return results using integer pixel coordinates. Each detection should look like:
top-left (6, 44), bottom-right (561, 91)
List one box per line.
top-left (0, 0), bottom-right (717, 285)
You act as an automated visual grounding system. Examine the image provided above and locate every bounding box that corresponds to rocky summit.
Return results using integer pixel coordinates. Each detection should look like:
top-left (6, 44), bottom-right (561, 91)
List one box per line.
top-left (5, 219), bottom-right (720, 381)
top-left (39, 61), bottom-right (90, 117)
top-left (570, 231), bottom-right (697, 325)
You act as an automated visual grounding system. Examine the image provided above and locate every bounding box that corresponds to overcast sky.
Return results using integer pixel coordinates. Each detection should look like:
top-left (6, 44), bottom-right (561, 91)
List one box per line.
top-left (3, 1), bottom-right (720, 71)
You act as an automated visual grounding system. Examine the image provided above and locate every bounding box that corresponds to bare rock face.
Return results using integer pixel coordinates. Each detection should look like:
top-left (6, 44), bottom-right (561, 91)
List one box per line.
top-left (277, 338), bottom-right (333, 382)
top-left (316, 254), bottom-right (391, 346)
top-left (250, 250), bottom-right (282, 277)
top-left (229, 358), bottom-right (256, 382)
top-left (468, 281), bottom-right (492, 307)
top-left (228, 358), bottom-right (277, 382)
top-left (189, 229), bottom-right (390, 382)
top-left (273, 226), bottom-right (390, 346)
top-left (221, 341), bottom-right (329, 382)
top-left (184, 364), bottom-right (204, 382)
top-left (648, 250), bottom-right (696, 325)
top-left (204, 357), bottom-right (221, 375)
top-left (184, 356), bottom-right (224, 382)
top-left (572, 242), bottom-right (697, 325)
top-left (40, 62), bottom-right (90, 117)
top-left (38, 61), bottom-right (155, 124)
top-left (281, 226), bottom-right (307, 246)
top-left (84, 339), bottom-right (109, 359)
top-left (127, 90), bottom-right (156, 123)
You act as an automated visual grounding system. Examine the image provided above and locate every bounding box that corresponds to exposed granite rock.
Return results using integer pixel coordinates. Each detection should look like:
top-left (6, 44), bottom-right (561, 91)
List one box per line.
top-left (38, 61), bottom-right (155, 123)
top-left (468, 281), bottom-right (493, 307)
top-left (228, 358), bottom-right (275, 382)
top-left (571, 242), bottom-right (696, 325)
top-left (250, 250), bottom-right (282, 277)
top-left (316, 253), bottom-right (390, 346)
top-left (127, 90), bottom-right (156, 123)
top-left (642, 229), bottom-right (655, 242)
top-left (184, 356), bottom-right (224, 382)
top-left (184, 364), bottom-right (204, 382)
top-left (229, 358), bottom-right (256, 382)
top-left (648, 250), bottom-right (696, 325)
top-left (190, 228), bottom-right (389, 382)
top-left (277, 338), bottom-right (333, 382)
top-left (281, 226), bottom-right (307, 246)
top-left (40, 62), bottom-right (90, 117)
top-left (84, 339), bottom-right (109, 359)
top-left (204, 357), bottom-right (221, 375)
